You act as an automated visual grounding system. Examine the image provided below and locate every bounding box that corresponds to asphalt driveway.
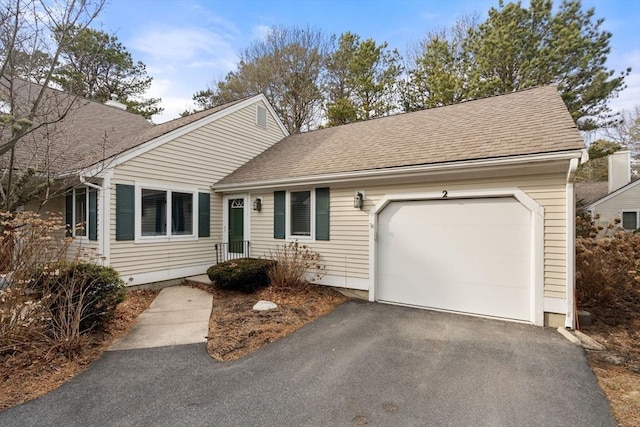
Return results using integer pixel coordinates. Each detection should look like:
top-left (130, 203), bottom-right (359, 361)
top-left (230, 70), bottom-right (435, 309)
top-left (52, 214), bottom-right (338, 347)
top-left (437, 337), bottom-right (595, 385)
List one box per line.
top-left (0, 300), bottom-right (615, 426)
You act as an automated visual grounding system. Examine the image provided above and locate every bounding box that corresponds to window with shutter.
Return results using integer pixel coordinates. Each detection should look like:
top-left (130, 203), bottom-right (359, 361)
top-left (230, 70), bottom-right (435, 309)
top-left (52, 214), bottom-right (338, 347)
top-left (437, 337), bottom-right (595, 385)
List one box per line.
top-left (65, 186), bottom-right (98, 239)
top-left (276, 188), bottom-right (330, 241)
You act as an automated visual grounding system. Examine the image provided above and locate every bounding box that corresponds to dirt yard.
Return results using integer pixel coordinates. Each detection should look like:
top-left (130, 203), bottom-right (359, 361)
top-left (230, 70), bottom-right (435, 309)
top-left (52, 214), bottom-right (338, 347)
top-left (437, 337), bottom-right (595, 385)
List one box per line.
top-left (199, 283), bottom-right (348, 361)
top-left (580, 302), bottom-right (640, 426)
top-left (0, 290), bottom-right (157, 411)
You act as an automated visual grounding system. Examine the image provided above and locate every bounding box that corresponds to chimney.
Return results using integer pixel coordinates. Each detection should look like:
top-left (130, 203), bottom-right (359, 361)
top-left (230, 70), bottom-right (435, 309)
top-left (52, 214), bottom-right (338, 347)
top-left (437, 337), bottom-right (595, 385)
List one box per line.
top-left (104, 93), bottom-right (127, 110)
top-left (607, 150), bottom-right (631, 193)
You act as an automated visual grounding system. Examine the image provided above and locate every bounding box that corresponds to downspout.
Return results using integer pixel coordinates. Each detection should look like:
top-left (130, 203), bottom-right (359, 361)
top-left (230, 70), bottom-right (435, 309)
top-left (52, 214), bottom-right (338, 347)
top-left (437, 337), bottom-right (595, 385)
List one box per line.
top-left (565, 152), bottom-right (586, 329)
top-left (79, 174), bottom-right (108, 266)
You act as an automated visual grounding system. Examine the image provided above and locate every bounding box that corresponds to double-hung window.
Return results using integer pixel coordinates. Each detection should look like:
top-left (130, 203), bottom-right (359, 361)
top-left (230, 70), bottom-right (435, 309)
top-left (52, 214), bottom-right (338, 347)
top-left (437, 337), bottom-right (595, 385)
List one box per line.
top-left (140, 187), bottom-right (194, 238)
top-left (290, 190), bottom-right (312, 237)
top-left (621, 211), bottom-right (640, 231)
top-left (65, 187), bottom-right (97, 240)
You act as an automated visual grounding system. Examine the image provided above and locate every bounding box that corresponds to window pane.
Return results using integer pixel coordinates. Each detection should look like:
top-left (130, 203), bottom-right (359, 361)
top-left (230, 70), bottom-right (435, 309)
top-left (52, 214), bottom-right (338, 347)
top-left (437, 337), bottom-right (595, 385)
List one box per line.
top-left (172, 192), bottom-right (193, 235)
top-left (141, 189), bottom-right (167, 236)
top-left (290, 191), bottom-right (311, 236)
top-left (622, 212), bottom-right (637, 230)
top-left (74, 188), bottom-right (87, 236)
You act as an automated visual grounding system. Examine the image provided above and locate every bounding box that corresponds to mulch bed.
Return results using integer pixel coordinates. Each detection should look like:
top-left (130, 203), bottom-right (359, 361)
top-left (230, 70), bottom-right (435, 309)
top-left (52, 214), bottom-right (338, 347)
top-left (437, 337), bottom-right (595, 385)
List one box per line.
top-left (0, 289), bottom-right (158, 411)
top-left (196, 283), bottom-right (348, 362)
top-left (580, 300), bottom-right (640, 426)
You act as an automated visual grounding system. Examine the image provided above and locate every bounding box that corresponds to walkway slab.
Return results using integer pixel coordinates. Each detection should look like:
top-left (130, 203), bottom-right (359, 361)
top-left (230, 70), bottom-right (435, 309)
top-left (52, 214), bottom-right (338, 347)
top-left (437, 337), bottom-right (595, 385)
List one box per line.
top-left (109, 286), bottom-right (212, 351)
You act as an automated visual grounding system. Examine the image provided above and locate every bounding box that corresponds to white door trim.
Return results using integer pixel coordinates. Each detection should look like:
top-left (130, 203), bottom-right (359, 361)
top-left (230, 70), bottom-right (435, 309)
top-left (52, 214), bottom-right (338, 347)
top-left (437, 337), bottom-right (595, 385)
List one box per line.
top-left (222, 193), bottom-right (250, 258)
top-left (368, 188), bottom-right (545, 326)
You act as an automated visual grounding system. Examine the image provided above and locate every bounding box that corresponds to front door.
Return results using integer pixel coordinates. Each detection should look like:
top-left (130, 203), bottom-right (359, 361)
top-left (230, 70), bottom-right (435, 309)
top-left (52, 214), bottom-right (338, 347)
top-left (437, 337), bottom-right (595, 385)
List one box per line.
top-left (228, 198), bottom-right (245, 254)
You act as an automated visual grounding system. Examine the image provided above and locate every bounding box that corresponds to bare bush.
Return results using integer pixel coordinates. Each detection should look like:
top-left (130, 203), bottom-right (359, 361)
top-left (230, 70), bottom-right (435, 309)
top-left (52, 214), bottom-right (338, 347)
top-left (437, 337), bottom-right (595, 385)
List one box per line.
top-left (267, 241), bottom-right (325, 289)
top-left (0, 285), bottom-right (49, 354)
top-left (0, 211), bottom-right (72, 354)
top-left (0, 210), bottom-right (123, 357)
top-left (576, 216), bottom-right (640, 307)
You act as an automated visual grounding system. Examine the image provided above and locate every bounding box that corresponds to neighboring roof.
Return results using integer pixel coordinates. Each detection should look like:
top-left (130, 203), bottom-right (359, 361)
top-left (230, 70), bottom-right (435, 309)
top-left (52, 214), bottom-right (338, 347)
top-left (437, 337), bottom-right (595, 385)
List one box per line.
top-left (2, 78), bottom-right (153, 174)
top-left (1, 78), bottom-right (254, 174)
top-left (217, 86), bottom-right (584, 186)
top-left (575, 182), bottom-right (608, 206)
top-left (586, 178), bottom-right (640, 208)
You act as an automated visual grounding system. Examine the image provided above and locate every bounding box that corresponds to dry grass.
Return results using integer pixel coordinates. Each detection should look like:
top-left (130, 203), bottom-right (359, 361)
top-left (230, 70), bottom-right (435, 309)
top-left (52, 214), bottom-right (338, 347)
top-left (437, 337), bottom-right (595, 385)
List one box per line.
top-left (581, 304), bottom-right (640, 426)
top-left (200, 283), bottom-right (347, 362)
top-left (0, 289), bottom-right (157, 411)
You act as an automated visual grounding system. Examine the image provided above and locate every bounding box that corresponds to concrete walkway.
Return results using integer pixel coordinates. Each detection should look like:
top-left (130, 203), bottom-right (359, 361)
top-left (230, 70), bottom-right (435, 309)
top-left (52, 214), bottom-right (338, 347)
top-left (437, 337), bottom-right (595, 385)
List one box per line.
top-left (109, 286), bottom-right (212, 351)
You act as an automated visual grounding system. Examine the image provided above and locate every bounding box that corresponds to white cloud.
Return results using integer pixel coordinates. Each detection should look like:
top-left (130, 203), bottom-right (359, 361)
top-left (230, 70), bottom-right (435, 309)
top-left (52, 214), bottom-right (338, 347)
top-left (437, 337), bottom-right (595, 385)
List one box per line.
top-left (252, 24), bottom-right (271, 40)
top-left (131, 26), bottom-right (237, 66)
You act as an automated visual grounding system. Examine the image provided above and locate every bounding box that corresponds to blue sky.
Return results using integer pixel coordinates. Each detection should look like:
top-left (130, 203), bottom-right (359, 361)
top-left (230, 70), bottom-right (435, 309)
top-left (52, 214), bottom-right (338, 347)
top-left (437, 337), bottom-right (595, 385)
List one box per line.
top-left (96, 0), bottom-right (640, 124)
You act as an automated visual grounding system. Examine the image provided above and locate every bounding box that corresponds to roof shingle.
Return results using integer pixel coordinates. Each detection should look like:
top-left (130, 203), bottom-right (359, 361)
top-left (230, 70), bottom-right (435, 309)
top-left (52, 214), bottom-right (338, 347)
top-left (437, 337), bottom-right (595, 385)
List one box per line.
top-left (217, 86), bottom-right (584, 186)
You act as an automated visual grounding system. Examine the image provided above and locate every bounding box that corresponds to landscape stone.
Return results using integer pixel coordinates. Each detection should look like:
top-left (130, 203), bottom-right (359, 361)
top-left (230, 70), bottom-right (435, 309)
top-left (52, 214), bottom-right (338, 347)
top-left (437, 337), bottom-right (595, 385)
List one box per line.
top-left (253, 300), bottom-right (277, 311)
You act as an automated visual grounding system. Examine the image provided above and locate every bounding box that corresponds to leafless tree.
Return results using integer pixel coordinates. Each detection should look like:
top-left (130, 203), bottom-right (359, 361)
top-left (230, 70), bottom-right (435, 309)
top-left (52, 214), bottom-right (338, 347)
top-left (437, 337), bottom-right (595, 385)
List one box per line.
top-left (0, 0), bottom-right (105, 210)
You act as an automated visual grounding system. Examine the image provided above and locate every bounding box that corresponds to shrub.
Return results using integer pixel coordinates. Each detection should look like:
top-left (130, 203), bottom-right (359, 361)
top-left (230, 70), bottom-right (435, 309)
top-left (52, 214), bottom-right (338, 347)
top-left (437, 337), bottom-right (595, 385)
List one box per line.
top-left (31, 262), bottom-right (126, 335)
top-left (576, 217), bottom-right (640, 307)
top-left (267, 241), bottom-right (325, 289)
top-left (207, 258), bottom-right (276, 292)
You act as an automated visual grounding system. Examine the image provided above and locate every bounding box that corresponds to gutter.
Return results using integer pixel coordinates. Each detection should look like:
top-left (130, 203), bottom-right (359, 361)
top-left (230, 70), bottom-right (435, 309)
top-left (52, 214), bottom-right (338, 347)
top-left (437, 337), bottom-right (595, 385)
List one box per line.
top-left (212, 149), bottom-right (585, 192)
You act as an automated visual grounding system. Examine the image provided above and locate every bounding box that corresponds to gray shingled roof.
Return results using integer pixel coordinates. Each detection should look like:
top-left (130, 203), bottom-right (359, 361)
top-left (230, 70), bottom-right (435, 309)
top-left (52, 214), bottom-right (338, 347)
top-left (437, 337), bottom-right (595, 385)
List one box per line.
top-left (575, 181), bottom-right (609, 206)
top-left (2, 78), bottom-right (247, 174)
top-left (217, 86), bottom-right (584, 186)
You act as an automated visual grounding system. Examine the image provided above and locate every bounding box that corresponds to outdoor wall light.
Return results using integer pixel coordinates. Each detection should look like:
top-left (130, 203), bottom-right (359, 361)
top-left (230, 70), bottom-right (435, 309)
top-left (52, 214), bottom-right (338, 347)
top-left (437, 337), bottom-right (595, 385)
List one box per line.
top-left (253, 197), bottom-right (262, 212)
top-left (353, 191), bottom-right (364, 210)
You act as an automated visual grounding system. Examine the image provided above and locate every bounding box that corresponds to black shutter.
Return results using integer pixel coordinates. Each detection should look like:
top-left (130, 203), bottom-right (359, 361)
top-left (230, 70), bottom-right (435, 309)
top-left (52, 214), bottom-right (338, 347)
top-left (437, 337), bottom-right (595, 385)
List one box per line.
top-left (65, 190), bottom-right (73, 237)
top-left (315, 188), bottom-right (329, 241)
top-left (116, 184), bottom-right (135, 241)
top-left (88, 189), bottom-right (98, 241)
top-left (198, 192), bottom-right (210, 237)
top-left (274, 191), bottom-right (286, 239)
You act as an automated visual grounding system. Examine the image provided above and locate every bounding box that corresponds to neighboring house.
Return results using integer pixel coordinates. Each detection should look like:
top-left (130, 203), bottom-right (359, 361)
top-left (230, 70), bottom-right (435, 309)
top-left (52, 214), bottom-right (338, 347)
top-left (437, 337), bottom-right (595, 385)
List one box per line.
top-left (9, 84), bottom-right (288, 284)
top-left (11, 83), bottom-right (586, 328)
top-left (581, 150), bottom-right (640, 231)
top-left (214, 86), bottom-right (586, 328)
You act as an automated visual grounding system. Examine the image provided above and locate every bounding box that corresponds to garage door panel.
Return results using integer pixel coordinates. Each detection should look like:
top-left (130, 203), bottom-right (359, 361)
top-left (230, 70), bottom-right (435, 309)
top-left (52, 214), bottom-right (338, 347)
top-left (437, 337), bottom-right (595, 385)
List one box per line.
top-left (377, 197), bottom-right (531, 321)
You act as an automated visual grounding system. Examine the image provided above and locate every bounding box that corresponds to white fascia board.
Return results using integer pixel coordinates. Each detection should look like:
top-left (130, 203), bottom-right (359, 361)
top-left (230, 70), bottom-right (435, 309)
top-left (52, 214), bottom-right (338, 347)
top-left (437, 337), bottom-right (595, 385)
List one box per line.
top-left (586, 179), bottom-right (640, 210)
top-left (81, 94), bottom-right (284, 178)
top-left (213, 150), bottom-right (584, 192)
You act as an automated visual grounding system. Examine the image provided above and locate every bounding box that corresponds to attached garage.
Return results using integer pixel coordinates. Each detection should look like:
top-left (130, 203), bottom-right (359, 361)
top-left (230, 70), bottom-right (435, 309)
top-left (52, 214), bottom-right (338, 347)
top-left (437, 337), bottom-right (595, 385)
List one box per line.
top-left (215, 86), bottom-right (586, 327)
top-left (373, 191), bottom-right (544, 324)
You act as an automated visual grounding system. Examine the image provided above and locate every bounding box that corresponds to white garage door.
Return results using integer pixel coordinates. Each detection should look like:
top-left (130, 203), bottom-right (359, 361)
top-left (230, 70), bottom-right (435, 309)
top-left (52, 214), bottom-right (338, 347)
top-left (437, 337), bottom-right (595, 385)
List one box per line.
top-left (377, 197), bottom-right (532, 321)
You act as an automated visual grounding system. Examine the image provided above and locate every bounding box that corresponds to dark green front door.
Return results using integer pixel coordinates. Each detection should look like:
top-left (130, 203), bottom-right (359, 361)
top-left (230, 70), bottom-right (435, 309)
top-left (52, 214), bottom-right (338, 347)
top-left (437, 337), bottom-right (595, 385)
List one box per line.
top-left (228, 198), bottom-right (244, 254)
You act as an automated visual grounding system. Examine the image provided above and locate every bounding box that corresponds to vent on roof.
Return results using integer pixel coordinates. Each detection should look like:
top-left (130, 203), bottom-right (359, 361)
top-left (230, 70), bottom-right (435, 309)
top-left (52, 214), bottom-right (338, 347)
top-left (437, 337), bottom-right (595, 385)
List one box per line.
top-left (256, 105), bottom-right (267, 128)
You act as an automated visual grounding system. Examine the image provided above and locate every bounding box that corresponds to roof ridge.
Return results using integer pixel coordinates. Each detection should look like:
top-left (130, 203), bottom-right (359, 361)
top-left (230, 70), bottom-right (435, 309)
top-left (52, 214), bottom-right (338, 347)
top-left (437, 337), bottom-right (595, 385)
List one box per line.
top-left (292, 85), bottom-right (556, 137)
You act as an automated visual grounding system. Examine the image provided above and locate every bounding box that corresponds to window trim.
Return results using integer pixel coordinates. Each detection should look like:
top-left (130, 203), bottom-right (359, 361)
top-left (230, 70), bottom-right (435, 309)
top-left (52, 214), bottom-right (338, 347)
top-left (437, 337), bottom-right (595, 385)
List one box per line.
top-left (286, 189), bottom-right (315, 240)
top-left (134, 183), bottom-right (198, 243)
top-left (70, 187), bottom-right (89, 239)
top-left (621, 210), bottom-right (640, 231)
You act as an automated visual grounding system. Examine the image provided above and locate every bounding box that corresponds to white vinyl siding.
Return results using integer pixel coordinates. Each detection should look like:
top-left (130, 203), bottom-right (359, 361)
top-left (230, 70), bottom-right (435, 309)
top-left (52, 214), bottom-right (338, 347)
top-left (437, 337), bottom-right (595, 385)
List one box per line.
top-left (248, 173), bottom-right (569, 301)
top-left (109, 100), bottom-right (286, 280)
top-left (591, 182), bottom-right (640, 229)
top-left (25, 196), bottom-right (100, 261)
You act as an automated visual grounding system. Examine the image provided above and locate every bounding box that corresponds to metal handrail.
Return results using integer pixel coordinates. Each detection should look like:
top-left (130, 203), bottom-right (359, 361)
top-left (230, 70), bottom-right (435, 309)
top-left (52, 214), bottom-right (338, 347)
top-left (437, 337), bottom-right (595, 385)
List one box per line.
top-left (214, 241), bottom-right (250, 263)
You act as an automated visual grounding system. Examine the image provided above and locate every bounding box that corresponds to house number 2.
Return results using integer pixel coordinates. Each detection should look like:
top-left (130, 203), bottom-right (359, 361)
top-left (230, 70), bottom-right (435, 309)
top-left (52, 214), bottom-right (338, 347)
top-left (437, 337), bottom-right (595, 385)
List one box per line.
top-left (442, 190), bottom-right (448, 198)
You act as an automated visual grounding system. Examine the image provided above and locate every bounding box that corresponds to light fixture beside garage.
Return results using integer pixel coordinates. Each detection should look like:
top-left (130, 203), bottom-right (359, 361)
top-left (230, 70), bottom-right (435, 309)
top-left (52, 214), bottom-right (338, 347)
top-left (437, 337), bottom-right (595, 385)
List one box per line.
top-left (354, 191), bottom-right (364, 209)
top-left (252, 197), bottom-right (262, 212)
